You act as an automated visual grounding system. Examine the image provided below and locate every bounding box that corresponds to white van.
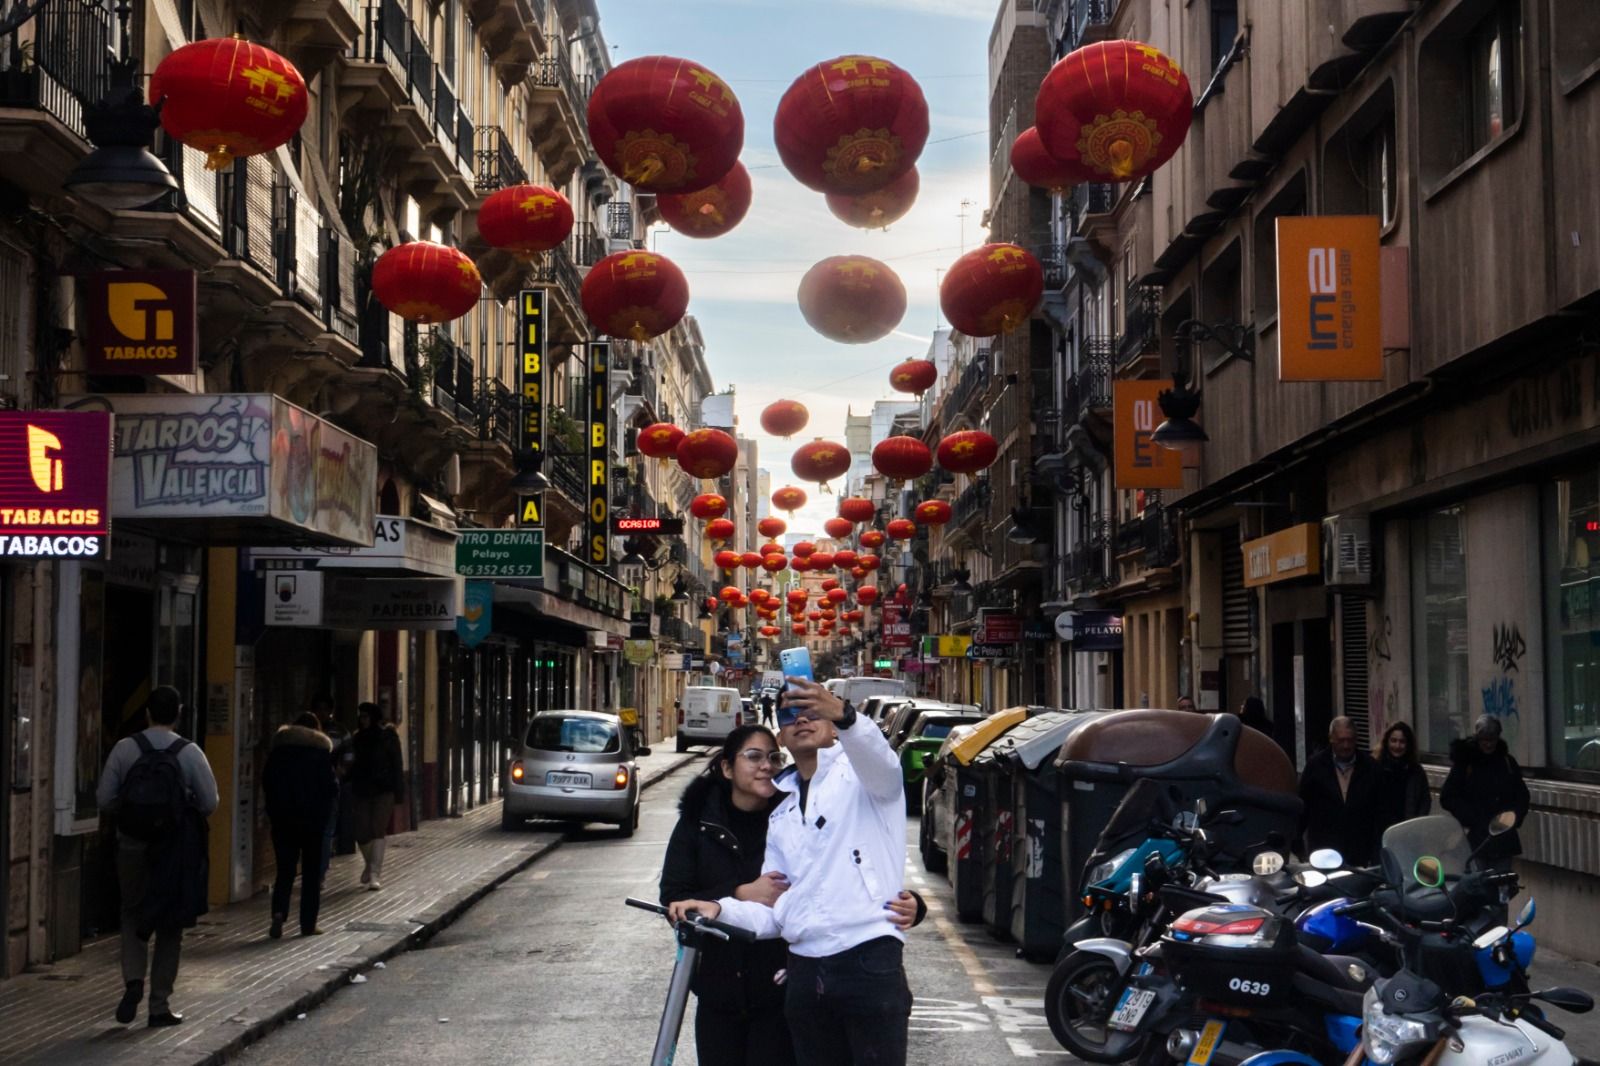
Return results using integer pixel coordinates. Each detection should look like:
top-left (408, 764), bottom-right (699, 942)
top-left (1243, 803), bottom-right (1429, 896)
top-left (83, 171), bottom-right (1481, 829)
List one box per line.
top-left (677, 685), bottom-right (744, 752)
top-left (826, 677), bottom-right (909, 710)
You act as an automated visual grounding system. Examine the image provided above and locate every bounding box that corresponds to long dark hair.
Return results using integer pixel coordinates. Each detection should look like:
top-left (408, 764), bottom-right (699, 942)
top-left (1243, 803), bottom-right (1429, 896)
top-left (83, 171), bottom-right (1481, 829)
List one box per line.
top-left (1378, 721), bottom-right (1418, 765)
top-left (707, 724), bottom-right (779, 781)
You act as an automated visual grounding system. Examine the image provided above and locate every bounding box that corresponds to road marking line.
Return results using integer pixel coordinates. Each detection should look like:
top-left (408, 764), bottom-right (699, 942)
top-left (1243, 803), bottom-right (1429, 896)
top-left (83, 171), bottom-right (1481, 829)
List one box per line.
top-left (933, 915), bottom-right (996, 995)
top-left (528, 871), bottom-right (550, 880)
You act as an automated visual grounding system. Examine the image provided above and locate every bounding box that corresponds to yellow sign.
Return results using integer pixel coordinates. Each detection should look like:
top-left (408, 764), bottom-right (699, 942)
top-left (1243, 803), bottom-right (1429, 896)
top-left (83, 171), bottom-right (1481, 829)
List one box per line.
top-left (1242, 523), bottom-right (1321, 588)
top-left (935, 635), bottom-right (972, 658)
top-left (1113, 380), bottom-right (1183, 489)
top-left (618, 707), bottom-right (639, 727)
top-left (1276, 216), bottom-right (1383, 381)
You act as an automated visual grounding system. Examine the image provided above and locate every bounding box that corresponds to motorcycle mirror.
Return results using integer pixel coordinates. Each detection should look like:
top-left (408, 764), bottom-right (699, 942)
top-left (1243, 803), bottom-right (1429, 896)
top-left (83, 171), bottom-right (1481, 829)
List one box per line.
top-left (1516, 898), bottom-right (1536, 928)
top-left (1535, 987), bottom-right (1595, 1014)
top-left (1309, 848), bottom-right (1344, 871)
top-left (1294, 869), bottom-right (1329, 888)
top-left (1194, 798), bottom-right (1209, 818)
top-left (1128, 871), bottom-right (1143, 904)
top-left (1414, 855), bottom-right (1446, 888)
top-left (638, 745), bottom-right (653, 757)
top-left (1489, 810), bottom-right (1517, 836)
top-left (1473, 925), bottom-right (1509, 950)
top-left (1252, 851), bottom-right (1285, 876)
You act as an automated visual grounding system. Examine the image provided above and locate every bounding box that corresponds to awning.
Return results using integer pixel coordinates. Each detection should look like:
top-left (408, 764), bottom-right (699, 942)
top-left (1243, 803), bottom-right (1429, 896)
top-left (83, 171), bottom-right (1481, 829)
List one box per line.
top-left (493, 581), bottom-right (630, 639)
top-left (249, 515), bottom-right (458, 577)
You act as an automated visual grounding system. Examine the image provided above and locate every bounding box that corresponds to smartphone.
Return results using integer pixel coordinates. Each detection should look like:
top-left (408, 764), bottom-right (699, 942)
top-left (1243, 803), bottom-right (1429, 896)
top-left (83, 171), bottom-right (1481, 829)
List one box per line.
top-left (778, 646), bottom-right (813, 696)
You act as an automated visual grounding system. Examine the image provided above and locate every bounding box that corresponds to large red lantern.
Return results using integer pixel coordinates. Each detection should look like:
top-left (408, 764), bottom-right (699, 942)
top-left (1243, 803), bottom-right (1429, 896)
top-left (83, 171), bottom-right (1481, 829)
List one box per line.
top-left (791, 440), bottom-right (852, 487)
top-left (792, 541), bottom-right (817, 559)
top-left (637, 422), bottom-right (686, 461)
top-left (740, 551), bottom-right (764, 570)
top-left (1010, 126), bottom-right (1094, 192)
top-left (807, 610), bottom-right (824, 622)
top-left (889, 358), bottom-right (938, 396)
top-left (859, 530), bottom-right (886, 550)
top-left (859, 554), bottom-right (881, 572)
top-left (774, 55), bottom-right (929, 195)
top-left (707, 519), bottom-right (737, 543)
top-left (833, 549), bottom-right (859, 569)
top-left (760, 400), bottom-right (810, 438)
top-left (886, 518), bottom-right (917, 540)
top-left (758, 516), bottom-right (787, 539)
top-left (760, 625), bottom-right (780, 638)
top-left (704, 596), bottom-right (719, 613)
top-left (851, 565), bottom-right (869, 580)
top-left (820, 578), bottom-right (840, 592)
top-left (844, 610), bottom-right (865, 624)
top-left (792, 623), bottom-right (808, 635)
top-left (857, 585), bottom-right (880, 605)
top-left (762, 555), bottom-right (788, 573)
top-left (823, 518), bottom-right (853, 540)
top-left (787, 588), bottom-right (810, 604)
top-left (1035, 41), bottom-right (1194, 183)
top-left (150, 38), bottom-right (308, 171)
top-left (714, 549), bottom-right (740, 569)
top-left (826, 588), bottom-right (849, 605)
top-left (759, 541), bottom-right (784, 558)
top-left (371, 242), bottom-right (481, 324)
top-left (791, 556), bottom-right (811, 572)
top-left (720, 585), bottom-right (742, 603)
top-left (587, 56), bottom-right (744, 192)
top-left (937, 430), bottom-right (1000, 475)
top-left (872, 435), bottom-right (933, 481)
top-left (810, 551), bottom-right (836, 570)
top-left (797, 255), bottom-right (906, 344)
top-left (477, 185), bottom-right (574, 260)
top-left (582, 251), bottom-right (690, 341)
top-left (826, 167), bottom-right (919, 230)
top-left (771, 485), bottom-right (808, 513)
top-left (690, 493), bottom-right (729, 520)
top-left (749, 588), bottom-right (771, 605)
top-left (838, 497), bottom-right (876, 523)
top-left (915, 499), bottom-right (953, 526)
top-left (657, 161), bottom-right (752, 238)
top-left (940, 244), bottom-right (1045, 338)
top-left (677, 428), bottom-right (739, 479)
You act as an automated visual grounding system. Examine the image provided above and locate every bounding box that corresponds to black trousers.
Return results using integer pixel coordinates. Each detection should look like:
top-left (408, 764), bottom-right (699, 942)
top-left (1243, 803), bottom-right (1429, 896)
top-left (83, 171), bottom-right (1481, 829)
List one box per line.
top-left (783, 937), bottom-right (911, 1066)
top-left (694, 1001), bottom-right (795, 1066)
top-left (270, 822), bottom-right (325, 934)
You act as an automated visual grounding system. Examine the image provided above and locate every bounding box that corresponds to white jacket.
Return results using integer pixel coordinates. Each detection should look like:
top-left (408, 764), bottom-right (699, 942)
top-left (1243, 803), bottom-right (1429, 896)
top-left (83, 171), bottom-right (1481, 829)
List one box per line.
top-left (716, 715), bottom-right (907, 958)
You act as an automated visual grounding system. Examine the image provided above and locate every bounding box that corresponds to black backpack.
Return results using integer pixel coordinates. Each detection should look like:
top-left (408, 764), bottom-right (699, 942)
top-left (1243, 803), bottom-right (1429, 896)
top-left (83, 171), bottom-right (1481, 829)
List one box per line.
top-left (118, 734), bottom-right (190, 840)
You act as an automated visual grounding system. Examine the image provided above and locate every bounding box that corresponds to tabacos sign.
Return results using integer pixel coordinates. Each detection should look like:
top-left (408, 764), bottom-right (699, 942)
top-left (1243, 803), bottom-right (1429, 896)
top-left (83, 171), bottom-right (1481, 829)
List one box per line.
top-left (84, 270), bottom-right (198, 375)
top-left (1276, 216), bottom-right (1382, 382)
top-left (0, 411), bottom-right (112, 558)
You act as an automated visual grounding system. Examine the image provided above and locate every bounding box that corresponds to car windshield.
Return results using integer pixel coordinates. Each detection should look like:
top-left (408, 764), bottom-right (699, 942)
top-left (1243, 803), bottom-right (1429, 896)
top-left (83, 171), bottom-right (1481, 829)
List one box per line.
top-left (918, 722), bottom-right (957, 739)
top-left (527, 716), bottom-right (620, 754)
top-left (1380, 814), bottom-right (1472, 884)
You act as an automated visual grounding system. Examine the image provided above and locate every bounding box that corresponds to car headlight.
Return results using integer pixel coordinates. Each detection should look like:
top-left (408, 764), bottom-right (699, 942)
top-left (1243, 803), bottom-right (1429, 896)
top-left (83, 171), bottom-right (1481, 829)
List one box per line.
top-left (1088, 848), bottom-right (1136, 887)
top-left (1362, 987), bottom-right (1436, 1064)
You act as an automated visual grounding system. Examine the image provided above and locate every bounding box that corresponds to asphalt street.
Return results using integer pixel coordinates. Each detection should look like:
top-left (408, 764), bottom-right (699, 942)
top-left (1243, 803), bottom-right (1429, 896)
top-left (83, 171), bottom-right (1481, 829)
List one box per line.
top-left (235, 756), bottom-right (1071, 1065)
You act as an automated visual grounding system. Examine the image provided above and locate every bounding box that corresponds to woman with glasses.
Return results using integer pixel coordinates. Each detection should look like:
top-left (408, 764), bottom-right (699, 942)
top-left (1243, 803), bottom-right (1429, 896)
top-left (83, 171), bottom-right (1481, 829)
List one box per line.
top-left (660, 724), bottom-right (921, 1065)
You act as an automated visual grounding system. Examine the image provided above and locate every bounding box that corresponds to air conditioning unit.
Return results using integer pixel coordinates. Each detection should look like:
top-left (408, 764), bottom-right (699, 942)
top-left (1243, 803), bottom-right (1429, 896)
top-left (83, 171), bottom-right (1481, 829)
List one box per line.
top-left (1322, 514), bottom-right (1373, 587)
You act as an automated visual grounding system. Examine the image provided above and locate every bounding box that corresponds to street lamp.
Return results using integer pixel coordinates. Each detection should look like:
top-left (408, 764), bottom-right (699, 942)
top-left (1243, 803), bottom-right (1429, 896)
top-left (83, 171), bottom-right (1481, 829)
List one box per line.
top-left (617, 546), bottom-right (647, 589)
top-left (670, 577), bottom-right (690, 602)
top-left (508, 449), bottom-right (551, 494)
top-left (1150, 376), bottom-right (1209, 455)
top-left (949, 567), bottom-right (974, 620)
top-left (1006, 506), bottom-right (1044, 546)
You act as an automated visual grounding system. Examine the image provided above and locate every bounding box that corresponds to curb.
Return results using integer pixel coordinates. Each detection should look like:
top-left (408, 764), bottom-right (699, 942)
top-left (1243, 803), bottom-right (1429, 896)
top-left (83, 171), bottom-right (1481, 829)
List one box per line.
top-left (192, 748), bottom-right (704, 1066)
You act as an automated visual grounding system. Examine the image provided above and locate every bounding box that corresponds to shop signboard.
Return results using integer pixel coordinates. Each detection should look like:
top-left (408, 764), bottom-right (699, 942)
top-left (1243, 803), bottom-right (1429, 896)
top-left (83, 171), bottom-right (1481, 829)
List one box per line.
top-left (1057, 610), bottom-right (1123, 651)
top-left (455, 529), bottom-right (544, 579)
top-left (1113, 380), bottom-right (1183, 489)
top-left (1242, 523), bottom-right (1321, 588)
top-left (624, 639), bottom-right (655, 665)
top-left (252, 515), bottom-right (457, 576)
top-left (881, 602), bottom-right (913, 648)
top-left (519, 288), bottom-right (546, 529)
top-left (457, 580), bottom-right (493, 647)
top-left (84, 269), bottom-right (198, 375)
top-left (935, 634), bottom-right (972, 658)
top-left (63, 393), bottom-right (376, 546)
top-left (966, 643), bottom-right (1011, 660)
top-left (978, 611), bottom-right (1022, 644)
top-left (0, 410), bottom-right (112, 559)
top-left (1276, 215), bottom-right (1382, 381)
top-left (264, 572), bottom-right (461, 629)
top-left (587, 342), bottom-right (610, 565)
top-left (612, 516), bottom-right (685, 534)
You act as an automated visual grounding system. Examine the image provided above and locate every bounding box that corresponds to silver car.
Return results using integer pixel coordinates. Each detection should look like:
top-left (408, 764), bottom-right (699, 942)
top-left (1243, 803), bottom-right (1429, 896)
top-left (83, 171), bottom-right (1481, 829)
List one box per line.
top-left (503, 710), bottom-right (640, 836)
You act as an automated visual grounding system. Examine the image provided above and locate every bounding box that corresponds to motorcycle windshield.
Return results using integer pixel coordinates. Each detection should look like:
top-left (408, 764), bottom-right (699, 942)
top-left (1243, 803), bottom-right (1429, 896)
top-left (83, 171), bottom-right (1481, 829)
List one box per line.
top-left (1082, 778), bottom-right (1186, 876)
top-left (1379, 815), bottom-right (1472, 886)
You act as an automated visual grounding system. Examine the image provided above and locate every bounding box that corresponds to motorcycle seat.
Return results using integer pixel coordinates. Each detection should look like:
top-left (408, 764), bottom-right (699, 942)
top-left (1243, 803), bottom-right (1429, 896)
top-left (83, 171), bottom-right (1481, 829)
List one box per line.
top-left (1290, 968), bottom-right (1366, 1017)
top-left (1374, 885), bottom-right (1455, 922)
top-left (1295, 945), bottom-right (1375, 992)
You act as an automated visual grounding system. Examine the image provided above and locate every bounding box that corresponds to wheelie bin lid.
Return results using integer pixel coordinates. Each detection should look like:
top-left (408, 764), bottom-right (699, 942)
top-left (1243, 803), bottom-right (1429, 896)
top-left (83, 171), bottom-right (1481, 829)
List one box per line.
top-left (990, 710), bottom-right (1104, 771)
top-left (946, 706), bottom-right (1029, 765)
top-left (1053, 710), bottom-right (1297, 794)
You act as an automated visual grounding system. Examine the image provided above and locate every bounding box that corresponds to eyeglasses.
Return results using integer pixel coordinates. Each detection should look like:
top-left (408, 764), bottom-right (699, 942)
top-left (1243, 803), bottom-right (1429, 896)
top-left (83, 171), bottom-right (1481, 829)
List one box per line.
top-left (777, 709), bottom-right (824, 727)
top-left (738, 748), bottom-right (787, 769)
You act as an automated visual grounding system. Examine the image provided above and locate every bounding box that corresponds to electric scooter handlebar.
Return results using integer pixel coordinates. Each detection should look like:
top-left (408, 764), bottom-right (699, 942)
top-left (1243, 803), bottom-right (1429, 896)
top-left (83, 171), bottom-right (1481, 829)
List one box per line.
top-left (625, 897), bottom-right (759, 943)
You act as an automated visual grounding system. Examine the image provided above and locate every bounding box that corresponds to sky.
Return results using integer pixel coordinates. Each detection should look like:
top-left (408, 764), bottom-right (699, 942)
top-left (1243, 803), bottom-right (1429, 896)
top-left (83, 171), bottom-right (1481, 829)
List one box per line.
top-left (597, 0), bottom-right (995, 537)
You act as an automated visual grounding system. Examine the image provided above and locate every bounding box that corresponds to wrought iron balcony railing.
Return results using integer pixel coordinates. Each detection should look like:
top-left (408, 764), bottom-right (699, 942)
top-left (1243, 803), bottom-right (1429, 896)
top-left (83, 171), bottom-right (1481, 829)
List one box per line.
top-left (475, 125), bottom-right (528, 192)
top-left (0, 0), bottom-right (111, 140)
top-left (1067, 338), bottom-right (1113, 425)
top-left (1116, 284), bottom-right (1161, 366)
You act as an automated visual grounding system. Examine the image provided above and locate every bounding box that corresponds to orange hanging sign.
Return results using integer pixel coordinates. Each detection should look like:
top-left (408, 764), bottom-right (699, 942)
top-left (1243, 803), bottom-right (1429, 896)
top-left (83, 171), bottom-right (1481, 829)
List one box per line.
top-left (1113, 380), bottom-right (1183, 489)
top-left (1276, 216), bottom-right (1383, 381)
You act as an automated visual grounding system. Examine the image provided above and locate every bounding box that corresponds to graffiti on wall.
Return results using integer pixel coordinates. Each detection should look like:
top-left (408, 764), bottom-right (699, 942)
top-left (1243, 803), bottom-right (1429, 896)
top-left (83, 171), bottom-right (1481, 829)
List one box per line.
top-left (1368, 612), bottom-right (1397, 741)
top-left (1481, 676), bottom-right (1519, 723)
top-left (1492, 622), bottom-right (1526, 674)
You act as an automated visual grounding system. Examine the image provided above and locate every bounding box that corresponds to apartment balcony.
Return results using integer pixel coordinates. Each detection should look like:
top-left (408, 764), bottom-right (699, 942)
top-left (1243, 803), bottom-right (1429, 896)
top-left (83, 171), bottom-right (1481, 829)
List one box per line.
top-left (1065, 519), bottom-right (1112, 593)
top-left (527, 51), bottom-right (592, 187)
top-left (549, 448), bottom-right (590, 521)
top-left (948, 478), bottom-right (992, 545)
top-left (1066, 338), bottom-right (1113, 435)
top-left (942, 354), bottom-right (991, 426)
top-left (1115, 284), bottom-right (1162, 372)
top-left (474, 124), bottom-right (529, 192)
top-left (258, 0), bottom-right (362, 75)
top-left (427, 339), bottom-right (479, 425)
top-left (570, 220), bottom-right (608, 270)
top-left (533, 241), bottom-right (589, 345)
top-left (466, 0), bottom-right (547, 72)
top-left (607, 202), bottom-right (637, 245)
top-left (1037, 243), bottom-right (1069, 291)
top-left (0, 0), bottom-right (108, 200)
top-left (1067, 0), bottom-right (1116, 50)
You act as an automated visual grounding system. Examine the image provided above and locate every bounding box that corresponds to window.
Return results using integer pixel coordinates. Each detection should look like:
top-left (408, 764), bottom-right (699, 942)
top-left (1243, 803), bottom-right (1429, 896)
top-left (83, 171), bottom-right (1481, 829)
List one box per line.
top-left (1552, 0), bottom-right (1600, 88)
top-left (1545, 473), bottom-right (1600, 772)
top-left (1323, 86), bottom-right (1397, 230)
top-left (1251, 171), bottom-right (1306, 323)
top-left (1413, 506), bottom-right (1471, 753)
top-left (1210, 0), bottom-right (1239, 73)
top-left (527, 715), bottom-right (620, 754)
top-left (1466, 5), bottom-right (1518, 153)
top-left (1199, 239), bottom-right (1242, 368)
top-left (1419, 0), bottom-right (1523, 183)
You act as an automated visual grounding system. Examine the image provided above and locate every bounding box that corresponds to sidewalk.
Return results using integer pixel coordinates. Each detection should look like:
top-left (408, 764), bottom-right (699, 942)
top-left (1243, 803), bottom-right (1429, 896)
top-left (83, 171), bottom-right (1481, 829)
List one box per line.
top-left (1531, 949), bottom-right (1600, 1052)
top-left (0, 745), bottom-right (703, 1066)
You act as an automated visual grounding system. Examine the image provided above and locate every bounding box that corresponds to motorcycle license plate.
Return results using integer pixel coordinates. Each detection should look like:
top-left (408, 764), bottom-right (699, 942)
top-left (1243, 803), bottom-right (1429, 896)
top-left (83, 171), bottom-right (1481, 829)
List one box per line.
top-left (1187, 1020), bottom-right (1226, 1065)
top-left (1108, 988), bottom-right (1155, 1031)
top-left (545, 772), bottom-right (592, 788)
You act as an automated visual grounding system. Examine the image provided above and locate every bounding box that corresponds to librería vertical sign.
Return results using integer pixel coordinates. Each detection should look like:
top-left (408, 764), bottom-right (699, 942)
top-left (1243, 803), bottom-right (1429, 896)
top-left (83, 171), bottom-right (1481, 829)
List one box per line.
top-left (519, 288), bottom-right (546, 528)
top-left (588, 341), bottom-right (610, 566)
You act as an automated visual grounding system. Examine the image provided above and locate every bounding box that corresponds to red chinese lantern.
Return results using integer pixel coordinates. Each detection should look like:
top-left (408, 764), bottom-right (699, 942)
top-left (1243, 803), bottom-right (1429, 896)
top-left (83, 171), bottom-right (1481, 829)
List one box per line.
top-left (714, 549), bottom-right (740, 570)
top-left (477, 185), bottom-right (574, 260)
top-left (704, 596), bottom-right (719, 613)
top-left (1035, 40), bottom-right (1194, 183)
top-left (787, 588), bottom-right (810, 603)
top-left (940, 244), bottom-right (1045, 338)
top-left (760, 625), bottom-right (780, 638)
top-left (826, 167), bottom-right (919, 230)
top-left (371, 241), bottom-right (481, 324)
top-left (791, 556), bottom-right (811, 572)
top-left (807, 609), bottom-right (823, 622)
top-left (859, 530), bottom-right (886, 550)
top-left (857, 585), bottom-right (879, 605)
top-left (872, 435), bottom-right (933, 481)
top-left (760, 400), bottom-right (810, 438)
top-left (658, 161), bottom-right (752, 238)
top-left (150, 38), bottom-right (308, 171)
top-left (889, 358), bottom-right (938, 396)
top-left (820, 577), bottom-right (840, 592)
top-left (760, 541), bottom-right (784, 557)
top-left (792, 540), bottom-right (817, 559)
top-left (762, 555), bottom-right (788, 573)
top-left (821, 610), bottom-right (838, 623)
top-left (797, 255), bottom-right (906, 344)
top-left (937, 430), bottom-right (1000, 475)
top-left (740, 551), bottom-right (764, 570)
top-left (832, 549), bottom-right (858, 569)
top-left (1010, 126), bottom-right (1094, 192)
top-left (771, 485), bottom-right (808, 513)
top-left (826, 588), bottom-right (849, 604)
top-left (859, 554), bottom-right (881, 572)
top-left (677, 428), bottom-right (739, 479)
top-left (750, 588), bottom-right (771, 605)
top-left (886, 518), bottom-right (917, 540)
top-left (838, 497), bottom-right (876, 523)
top-left (582, 251), bottom-right (690, 341)
top-left (758, 516), bottom-right (787, 539)
top-left (792, 623), bottom-right (808, 635)
top-left (638, 422), bottom-right (686, 461)
top-left (791, 440), bottom-right (852, 488)
top-left (707, 518), bottom-right (737, 543)
top-left (690, 493), bottom-right (729, 520)
top-left (823, 518), bottom-right (853, 540)
top-left (720, 586), bottom-right (743, 603)
top-left (774, 55), bottom-right (929, 195)
top-left (915, 499), bottom-right (953, 526)
top-left (810, 551), bottom-right (836, 570)
top-left (851, 565), bottom-right (868, 579)
top-left (845, 609), bottom-right (865, 623)
top-left (587, 56), bottom-right (744, 192)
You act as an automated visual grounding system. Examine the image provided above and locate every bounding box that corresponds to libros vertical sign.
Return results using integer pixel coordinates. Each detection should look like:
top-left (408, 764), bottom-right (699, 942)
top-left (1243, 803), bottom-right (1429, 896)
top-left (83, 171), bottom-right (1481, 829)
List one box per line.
top-left (519, 289), bottom-right (546, 528)
top-left (588, 342), bottom-right (610, 565)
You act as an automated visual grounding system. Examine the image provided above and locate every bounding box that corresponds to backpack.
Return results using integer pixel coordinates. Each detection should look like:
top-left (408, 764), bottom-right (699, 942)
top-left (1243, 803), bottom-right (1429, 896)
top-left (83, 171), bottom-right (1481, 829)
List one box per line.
top-left (118, 733), bottom-right (191, 840)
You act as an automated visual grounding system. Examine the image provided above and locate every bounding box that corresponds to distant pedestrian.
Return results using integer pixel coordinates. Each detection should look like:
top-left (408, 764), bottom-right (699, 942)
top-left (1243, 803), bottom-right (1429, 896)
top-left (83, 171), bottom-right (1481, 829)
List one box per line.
top-left (760, 689), bottom-right (777, 728)
top-left (1298, 716), bottom-right (1378, 865)
top-left (1441, 715), bottom-right (1529, 867)
top-left (1371, 721), bottom-right (1431, 850)
top-left (263, 712), bottom-right (339, 938)
top-left (349, 702), bottom-right (405, 890)
top-left (1238, 696), bottom-right (1272, 735)
top-left (96, 686), bottom-right (218, 1028)
top-left (1175, 696), bottom-right (1197, 712)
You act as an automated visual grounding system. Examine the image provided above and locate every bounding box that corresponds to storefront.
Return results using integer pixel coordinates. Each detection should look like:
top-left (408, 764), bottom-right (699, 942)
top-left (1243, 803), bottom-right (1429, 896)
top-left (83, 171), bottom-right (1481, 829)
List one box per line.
top-left (1241, 523), bottom-right (1330, 764)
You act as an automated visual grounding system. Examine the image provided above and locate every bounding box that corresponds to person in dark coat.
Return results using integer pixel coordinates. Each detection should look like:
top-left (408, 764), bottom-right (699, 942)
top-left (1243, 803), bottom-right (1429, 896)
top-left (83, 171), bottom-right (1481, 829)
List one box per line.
top-left (263, 712), bottom-right (339, 938)
top-left (1371, 721), bottom-right (1431, 852)
top-left (1238, 696), bottom-right (1272, 735)
top-left (1441, 715), bottom-right (1530, 866)
top-left (1298, 716), bottom-right (1379, 865)
top-left (349, 702), bottom-right (405, 890)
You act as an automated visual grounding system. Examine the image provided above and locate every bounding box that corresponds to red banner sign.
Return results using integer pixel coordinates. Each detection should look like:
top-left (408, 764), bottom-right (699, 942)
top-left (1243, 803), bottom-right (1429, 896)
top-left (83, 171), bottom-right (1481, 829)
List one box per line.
top-left (0, 410), bottom-right (112, 558)
top-left (84, 269), bottom-right (198, 375)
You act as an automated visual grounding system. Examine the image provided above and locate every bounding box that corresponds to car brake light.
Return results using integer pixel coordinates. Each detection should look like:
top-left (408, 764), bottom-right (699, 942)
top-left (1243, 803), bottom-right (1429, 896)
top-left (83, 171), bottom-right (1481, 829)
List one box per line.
top-left (511, 762), bottom-right (525, 782)
top-left (735, 712), bottom-right (743, 726)
top-left (614, 765), bottom-right (630, 789)
top-left (1171, 914), bottom-right (1266, 937)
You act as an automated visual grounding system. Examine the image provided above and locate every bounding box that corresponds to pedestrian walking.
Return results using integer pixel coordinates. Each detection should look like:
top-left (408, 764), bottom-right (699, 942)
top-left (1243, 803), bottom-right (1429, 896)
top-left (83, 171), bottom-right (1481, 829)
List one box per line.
top-left (1441, 715), bottom-right (1530, 867)
top-left (1298, 716), bottom-right (1379, 865)
top-left (670, 678), bottom-right (916, 1066)
top-left (1175, 695), bottom-right (1197, 712)
top-left (760, 689), bottom-right (776, 728)
top-left (263, 712), bottom-right (339, 938)
top-left (1371, 721), bottom-right (1431, 851)
top-left (1238, 696), bottom-right (1272, 735)
top-left (95, 686), bottom-right (218, 1028)
top-left (349, 701), bottom-right (404, 890)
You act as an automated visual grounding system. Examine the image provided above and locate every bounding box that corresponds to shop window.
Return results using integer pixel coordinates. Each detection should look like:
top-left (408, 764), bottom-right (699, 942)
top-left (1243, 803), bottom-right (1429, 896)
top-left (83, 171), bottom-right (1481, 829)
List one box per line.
top-left (1251, 171), bottom-right (1307, 325)
top-left (1413, 505), bottom-right (1471, 754)
top-left (1544, 474), bottom-right (1600, 772)
top-left (1418, 0), bottom-right (1523, 185)
top-left (1552, 0), bottom-right (1600, 89)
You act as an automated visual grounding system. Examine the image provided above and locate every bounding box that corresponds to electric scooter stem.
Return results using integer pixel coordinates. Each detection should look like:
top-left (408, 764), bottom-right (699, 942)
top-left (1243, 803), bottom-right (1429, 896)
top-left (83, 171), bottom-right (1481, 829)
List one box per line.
top-left (626, 897), bottom-right (753, 1066)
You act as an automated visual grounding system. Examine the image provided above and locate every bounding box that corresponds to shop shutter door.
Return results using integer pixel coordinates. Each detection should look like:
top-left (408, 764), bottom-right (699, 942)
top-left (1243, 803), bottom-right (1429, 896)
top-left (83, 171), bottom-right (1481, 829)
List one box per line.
top-left (1340, 595), bottom-right (1370, 747)
top-left (1222, 536), bottom-right (1252, 653)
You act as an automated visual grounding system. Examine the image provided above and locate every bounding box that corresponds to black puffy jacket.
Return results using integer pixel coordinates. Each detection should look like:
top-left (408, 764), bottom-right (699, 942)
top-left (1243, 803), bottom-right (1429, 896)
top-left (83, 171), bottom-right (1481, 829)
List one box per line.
top-left (1441, 737), bottom-right (1530, 861)
top-left (263, 724), bottom-right (338, 831)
